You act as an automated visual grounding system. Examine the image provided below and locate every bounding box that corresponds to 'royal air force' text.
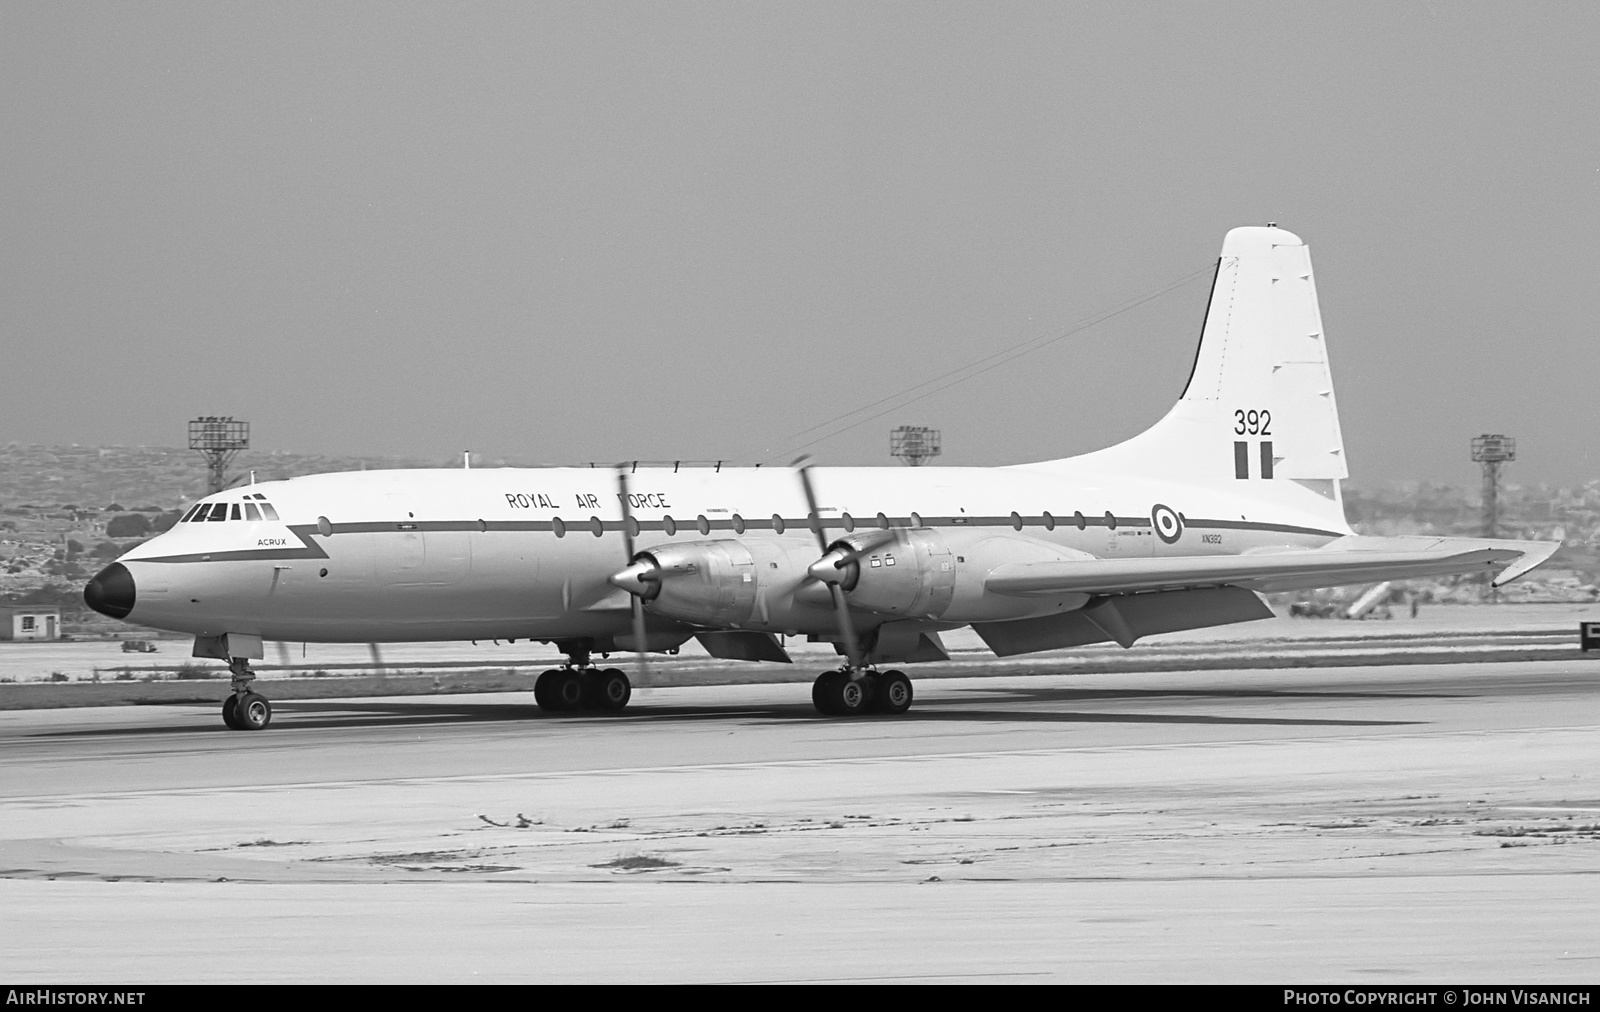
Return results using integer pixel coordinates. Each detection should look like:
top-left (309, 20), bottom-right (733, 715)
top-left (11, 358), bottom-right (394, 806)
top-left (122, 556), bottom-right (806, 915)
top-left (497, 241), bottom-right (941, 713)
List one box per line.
top-left (504, 492), bottom-right (670, 511)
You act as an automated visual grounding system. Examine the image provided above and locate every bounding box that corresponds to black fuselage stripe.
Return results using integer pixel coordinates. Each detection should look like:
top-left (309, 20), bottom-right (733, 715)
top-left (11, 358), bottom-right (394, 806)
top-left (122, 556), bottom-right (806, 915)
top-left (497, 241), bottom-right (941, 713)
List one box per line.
top-left (135, 515), bottom-right (1342, 563)
top-left (1185, 518), bottom-right (1340, 537)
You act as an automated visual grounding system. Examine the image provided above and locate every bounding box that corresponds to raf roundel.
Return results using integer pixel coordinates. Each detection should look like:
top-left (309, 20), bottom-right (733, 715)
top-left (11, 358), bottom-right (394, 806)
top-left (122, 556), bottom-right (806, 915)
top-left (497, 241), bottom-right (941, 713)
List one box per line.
top-left (1151, 503), bottom-right (1183, 544)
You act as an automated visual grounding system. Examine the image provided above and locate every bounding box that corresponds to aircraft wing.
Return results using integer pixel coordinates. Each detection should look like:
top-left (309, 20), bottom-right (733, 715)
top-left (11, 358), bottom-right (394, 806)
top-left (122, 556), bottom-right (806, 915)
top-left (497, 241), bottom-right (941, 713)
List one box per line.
top-left (985, 536), bottom-right (1559, 597)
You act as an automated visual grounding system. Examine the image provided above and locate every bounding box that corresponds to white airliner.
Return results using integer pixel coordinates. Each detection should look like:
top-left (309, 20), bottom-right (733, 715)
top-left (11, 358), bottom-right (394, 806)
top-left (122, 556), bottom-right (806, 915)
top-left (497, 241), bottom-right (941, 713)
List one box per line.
top-left (85, 226), bottom-right (1556, 730)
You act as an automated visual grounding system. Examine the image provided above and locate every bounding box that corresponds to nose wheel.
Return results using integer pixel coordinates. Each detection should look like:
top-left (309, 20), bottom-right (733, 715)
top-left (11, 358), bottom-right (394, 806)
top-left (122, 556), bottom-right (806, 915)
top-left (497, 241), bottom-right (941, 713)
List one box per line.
top-left (220, 658), bottom-right (272, 730)
top-left (812, 669), bottom-right (913, 716)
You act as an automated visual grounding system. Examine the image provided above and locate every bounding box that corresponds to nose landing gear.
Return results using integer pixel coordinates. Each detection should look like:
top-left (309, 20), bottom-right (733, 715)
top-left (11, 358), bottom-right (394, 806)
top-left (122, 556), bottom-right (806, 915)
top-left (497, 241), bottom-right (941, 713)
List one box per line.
top-left (220, 657), bottom-right (272, 730)
top-left (811, 668), bottom-right (913, 716)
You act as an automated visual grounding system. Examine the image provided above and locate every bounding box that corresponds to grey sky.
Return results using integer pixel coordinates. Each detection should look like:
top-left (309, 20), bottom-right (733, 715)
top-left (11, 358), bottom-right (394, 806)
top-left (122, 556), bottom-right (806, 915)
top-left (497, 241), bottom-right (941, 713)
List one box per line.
top-left (3, 3), bottom-right (1597, 486)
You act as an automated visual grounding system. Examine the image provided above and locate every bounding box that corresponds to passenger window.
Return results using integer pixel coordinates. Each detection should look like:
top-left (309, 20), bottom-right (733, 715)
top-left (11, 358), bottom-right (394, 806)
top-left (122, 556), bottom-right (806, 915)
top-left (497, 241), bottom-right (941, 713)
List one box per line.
top-left (696, 515), bottom-right (710, 536)
top-left (1043, 511), bottom-right (1056, 531)
top-left (731, 514), bottom-right (745, 535)
top-left (875, 513), bottom-right (889, 530)
top-left (243, 503), bottom-right (261, 521)
top-left (259, 503), bottom-right (279, 521)
top-left (1010, 512), bottom-right (1023, 531)
top-left (842, 513), bottom-right (855, 533)
top-left (1074, 511), bottom-right (1086, 530)
top-left (590, 516), bottom-right (604, 537)
top-left (771, 514), bottom-right (784, 534)
top-left (552, 517), bottom-right (566, 538)
top-left (1105, 511), bottom-right (1117, 530)
top-left (663, 516), bottom-right (677, 536)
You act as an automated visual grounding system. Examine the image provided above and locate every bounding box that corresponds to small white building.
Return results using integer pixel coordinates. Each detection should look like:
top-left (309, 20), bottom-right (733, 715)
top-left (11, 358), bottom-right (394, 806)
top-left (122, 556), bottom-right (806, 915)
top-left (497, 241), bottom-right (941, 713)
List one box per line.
top-left (0, 606), bottom-right (61, 641)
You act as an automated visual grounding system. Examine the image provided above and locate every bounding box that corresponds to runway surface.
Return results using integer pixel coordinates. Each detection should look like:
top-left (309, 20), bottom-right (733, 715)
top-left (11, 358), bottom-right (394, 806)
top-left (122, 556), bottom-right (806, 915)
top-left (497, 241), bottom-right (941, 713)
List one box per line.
top-left (2, 660), bottom-right (1598, 982)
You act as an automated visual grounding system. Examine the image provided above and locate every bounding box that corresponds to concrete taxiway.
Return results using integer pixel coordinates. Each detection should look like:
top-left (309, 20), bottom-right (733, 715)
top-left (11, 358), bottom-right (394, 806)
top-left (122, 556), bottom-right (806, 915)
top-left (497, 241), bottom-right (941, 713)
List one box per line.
top-left (1, 660), bottom-right (1597, 982)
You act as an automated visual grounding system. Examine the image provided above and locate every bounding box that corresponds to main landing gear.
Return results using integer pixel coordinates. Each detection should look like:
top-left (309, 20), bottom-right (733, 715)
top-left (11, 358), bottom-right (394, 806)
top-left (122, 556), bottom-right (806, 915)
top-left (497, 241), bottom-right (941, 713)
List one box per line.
top-left (220, 657), bottom-right (272, 731)
top-left (534, 644), bottom-right (632, 714)
top-left (812, 668), bottom-right (913, 717)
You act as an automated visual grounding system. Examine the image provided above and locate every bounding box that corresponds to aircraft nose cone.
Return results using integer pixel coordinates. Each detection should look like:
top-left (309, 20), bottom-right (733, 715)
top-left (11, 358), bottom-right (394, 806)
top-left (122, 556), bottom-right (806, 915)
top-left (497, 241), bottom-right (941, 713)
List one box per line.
top-left (84, 563), bottom-right (136, 619)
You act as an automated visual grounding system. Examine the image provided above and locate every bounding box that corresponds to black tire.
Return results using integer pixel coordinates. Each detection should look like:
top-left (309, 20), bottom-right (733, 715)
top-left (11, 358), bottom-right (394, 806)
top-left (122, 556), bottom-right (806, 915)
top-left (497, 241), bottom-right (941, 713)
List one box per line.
top-left (592, 668), bottom-right (631, 711)
top-left (835, 674), bottom-right (870, 716)
top-left (222, 695), bottom-right (243, 730)
top-left (812, 671), bottom-right (843, 715)
top-left (236, 692), bottom-right (272, 730)
top-left (534, 669), bottom-right (563, 711)
top-left (579, 669), bottom-right (602, 709)
top-left (813, 671), bottom-right (870, 716)
top-left (553, 669), bottom-right (585, 711)
top-left (875, 670), bottom-right (913, 715)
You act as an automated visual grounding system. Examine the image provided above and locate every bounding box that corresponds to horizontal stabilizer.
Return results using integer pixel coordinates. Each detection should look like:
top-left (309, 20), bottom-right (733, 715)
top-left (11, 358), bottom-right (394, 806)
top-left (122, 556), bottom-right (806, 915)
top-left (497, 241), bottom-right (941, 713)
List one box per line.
top-left (985, 536), bottom-right (1558, 598)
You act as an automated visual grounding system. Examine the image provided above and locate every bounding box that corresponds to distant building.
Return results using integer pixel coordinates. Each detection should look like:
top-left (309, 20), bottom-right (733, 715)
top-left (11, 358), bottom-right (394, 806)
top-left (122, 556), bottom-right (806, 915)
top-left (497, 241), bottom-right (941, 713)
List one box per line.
top-left (0, 605), bottom-right (61, 641)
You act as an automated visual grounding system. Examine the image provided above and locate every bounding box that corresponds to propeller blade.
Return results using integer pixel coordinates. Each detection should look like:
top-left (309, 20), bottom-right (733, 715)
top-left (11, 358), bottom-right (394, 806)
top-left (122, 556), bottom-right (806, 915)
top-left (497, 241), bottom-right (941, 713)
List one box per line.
top-left (827, 584), bottom-right (861, 669)
top-left (792, 456), bottom-right (832, 557)
top-left (616, 465), bottom-right (652, 687)
top-left (792, 456), bottom-right (862, 670)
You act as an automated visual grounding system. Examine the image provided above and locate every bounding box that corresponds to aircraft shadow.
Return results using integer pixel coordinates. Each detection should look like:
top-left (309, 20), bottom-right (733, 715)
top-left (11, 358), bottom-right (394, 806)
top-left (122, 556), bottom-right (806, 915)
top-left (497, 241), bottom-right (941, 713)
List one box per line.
top-left (957, 685), bottom-right (1466, 703)
top-left (30, 689), bottom-right (1423, 737)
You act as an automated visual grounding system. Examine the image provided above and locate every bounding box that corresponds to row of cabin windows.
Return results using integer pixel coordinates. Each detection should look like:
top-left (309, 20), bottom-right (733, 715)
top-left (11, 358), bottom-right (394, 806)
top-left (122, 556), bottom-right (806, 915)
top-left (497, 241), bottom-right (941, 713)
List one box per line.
top-left (170, 504), bottom-right (1123, 535)
top-left (547, 509), bottom-right (1120, 538)
top-left (180, 495), bottom-right (279, 523)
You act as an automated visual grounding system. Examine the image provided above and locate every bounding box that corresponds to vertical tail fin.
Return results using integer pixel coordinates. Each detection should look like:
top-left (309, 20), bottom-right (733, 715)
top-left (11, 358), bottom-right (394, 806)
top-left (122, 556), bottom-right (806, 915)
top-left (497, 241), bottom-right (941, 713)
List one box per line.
top-left (1065, 225), bottom-right (1348, 487)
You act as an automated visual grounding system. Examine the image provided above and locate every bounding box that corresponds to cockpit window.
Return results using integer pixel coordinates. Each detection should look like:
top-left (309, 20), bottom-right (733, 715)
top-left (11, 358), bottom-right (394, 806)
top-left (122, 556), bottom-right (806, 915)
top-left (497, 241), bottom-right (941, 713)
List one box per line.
top-left (179, 498), bottom-right (278, 522)
top-left (180, 504), bottom-right (203, 522)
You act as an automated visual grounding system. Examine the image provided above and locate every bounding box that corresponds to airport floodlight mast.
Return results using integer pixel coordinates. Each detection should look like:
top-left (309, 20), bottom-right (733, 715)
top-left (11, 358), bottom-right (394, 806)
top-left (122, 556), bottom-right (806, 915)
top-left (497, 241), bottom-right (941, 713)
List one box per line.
top-left (190, 416), bottom-right (250, 494)
top-left (890, 426), bottom-right (942, 467)
top-left (1470, 433), bottom-right (1515, 539)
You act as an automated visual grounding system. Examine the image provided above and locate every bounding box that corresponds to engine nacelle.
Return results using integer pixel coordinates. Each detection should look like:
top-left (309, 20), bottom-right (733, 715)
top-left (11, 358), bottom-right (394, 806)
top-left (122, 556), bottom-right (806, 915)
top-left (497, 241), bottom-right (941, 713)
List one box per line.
top-left (822, 530), bottom-right (958, 620)
top-left (816, 529), bottom-right (1094, 623)
top-left (631, 541), bottom-right (759, 628)
top-left (616, 539), bottom-right (839, 632)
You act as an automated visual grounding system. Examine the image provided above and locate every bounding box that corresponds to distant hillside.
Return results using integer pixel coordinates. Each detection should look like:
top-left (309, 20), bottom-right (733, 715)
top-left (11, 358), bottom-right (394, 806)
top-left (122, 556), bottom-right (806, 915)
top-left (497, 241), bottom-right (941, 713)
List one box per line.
top-left (1342, 480), bottom-right (1600, 575)
top-left (0, 443), bottom-right (527, 510)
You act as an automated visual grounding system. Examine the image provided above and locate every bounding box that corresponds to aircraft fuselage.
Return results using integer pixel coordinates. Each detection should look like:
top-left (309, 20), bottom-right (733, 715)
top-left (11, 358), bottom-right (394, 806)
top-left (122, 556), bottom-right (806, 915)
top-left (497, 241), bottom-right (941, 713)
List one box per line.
top-left (108, 462), bottom-right (1346, 644)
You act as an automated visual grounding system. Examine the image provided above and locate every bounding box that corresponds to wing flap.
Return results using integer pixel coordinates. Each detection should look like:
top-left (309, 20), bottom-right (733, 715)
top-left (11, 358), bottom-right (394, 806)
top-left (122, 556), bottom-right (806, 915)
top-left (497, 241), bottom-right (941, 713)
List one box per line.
top-left (985, 536), bottom-right (1557, 598)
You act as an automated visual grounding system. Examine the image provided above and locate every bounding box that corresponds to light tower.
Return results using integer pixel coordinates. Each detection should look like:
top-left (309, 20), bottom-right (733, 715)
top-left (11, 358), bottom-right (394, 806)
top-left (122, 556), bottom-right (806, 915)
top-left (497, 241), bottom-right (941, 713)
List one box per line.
top-left (190, 416), bottom-right (250, 494)
top-left (890, 426), bottom-right (942, 467)
top-left (1470, 433), bottom-right (1515, 539)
